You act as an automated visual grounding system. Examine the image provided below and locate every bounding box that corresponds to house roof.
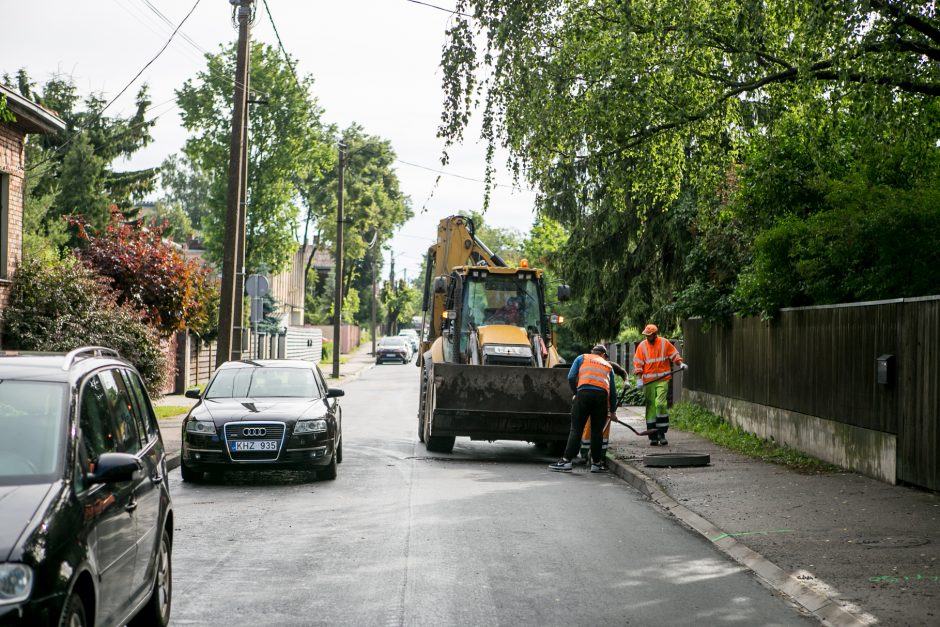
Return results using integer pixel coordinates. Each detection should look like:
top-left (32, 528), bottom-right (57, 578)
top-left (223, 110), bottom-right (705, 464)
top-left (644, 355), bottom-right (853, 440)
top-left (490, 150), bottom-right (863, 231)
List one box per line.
top-left (1, 84), bottom-right (67, 135)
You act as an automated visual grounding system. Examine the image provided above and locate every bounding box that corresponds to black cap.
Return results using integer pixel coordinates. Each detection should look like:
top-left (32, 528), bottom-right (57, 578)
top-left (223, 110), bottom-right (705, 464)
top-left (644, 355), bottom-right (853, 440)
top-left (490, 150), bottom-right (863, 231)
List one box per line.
top-left (591, 344), bottom-right (607, 355)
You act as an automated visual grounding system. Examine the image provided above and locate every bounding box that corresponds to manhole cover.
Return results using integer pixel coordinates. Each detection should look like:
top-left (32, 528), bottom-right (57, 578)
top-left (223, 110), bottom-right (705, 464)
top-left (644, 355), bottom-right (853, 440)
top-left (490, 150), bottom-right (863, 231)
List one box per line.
top-left (854, 537), bottom-right (930, 549)
top-left (644, 452), bottom-right (711, 467)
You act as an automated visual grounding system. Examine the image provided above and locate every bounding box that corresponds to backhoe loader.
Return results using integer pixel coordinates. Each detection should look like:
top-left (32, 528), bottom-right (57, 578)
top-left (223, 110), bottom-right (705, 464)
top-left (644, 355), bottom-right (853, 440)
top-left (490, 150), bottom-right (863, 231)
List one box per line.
top-left (416, 215), bottom-right (572, 454)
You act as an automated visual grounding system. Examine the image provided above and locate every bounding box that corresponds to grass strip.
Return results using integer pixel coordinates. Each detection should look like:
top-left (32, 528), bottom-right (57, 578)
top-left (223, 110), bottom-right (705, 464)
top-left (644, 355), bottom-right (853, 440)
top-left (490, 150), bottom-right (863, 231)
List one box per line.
top-left (671, 402), bottom-right (842, 473)
top-left (155, 405), bottom-right (190, 420)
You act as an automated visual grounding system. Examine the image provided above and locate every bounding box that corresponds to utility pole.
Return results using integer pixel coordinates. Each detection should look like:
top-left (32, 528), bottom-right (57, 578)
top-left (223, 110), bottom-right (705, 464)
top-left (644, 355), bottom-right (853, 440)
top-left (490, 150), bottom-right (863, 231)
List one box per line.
top-left (232, 78), bottom-right (250, 360)
top-left (371, 253), bottom-right (377, 357)
top-left (331, 143), bottom-right (345, 378)
top-left (216, 0), bottom-right (253, 367)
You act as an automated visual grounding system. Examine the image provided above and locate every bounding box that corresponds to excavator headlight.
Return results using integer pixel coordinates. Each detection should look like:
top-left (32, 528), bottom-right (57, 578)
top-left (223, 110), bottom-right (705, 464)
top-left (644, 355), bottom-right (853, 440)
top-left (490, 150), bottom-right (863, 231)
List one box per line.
top-left (550, 314), bottom-right (565, 325)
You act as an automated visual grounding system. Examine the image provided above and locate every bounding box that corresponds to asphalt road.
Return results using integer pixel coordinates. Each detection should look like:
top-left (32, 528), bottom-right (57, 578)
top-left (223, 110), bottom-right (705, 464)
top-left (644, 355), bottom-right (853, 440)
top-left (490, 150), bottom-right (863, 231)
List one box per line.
top-left (167, 360), bottom-right (816, 626)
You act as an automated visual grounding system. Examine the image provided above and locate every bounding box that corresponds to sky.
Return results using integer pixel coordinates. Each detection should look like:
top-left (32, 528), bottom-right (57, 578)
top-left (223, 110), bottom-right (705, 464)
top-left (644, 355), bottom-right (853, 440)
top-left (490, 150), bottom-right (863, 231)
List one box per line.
top-left (1, 0), bottom-right (539, 283)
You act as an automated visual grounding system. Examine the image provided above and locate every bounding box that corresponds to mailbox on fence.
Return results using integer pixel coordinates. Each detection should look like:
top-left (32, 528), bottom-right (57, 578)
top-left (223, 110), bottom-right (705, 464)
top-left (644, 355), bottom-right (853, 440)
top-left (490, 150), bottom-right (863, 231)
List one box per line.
top-left (876, 354), bottom-right (896, 386)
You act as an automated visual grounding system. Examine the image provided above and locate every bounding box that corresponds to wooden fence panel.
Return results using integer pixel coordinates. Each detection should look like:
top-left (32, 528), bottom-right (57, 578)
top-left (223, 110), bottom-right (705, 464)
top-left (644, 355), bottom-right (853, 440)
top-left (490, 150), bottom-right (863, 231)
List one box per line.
top-left (898, 298), bottom-right (940, 489)
top-left (683, 296), bottom-right (939, 491)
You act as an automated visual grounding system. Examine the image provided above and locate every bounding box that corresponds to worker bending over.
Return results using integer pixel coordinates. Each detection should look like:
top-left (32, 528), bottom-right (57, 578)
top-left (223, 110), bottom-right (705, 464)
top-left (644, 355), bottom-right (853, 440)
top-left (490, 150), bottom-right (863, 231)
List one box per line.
top-left (549, 344), bottom-right (617, 473)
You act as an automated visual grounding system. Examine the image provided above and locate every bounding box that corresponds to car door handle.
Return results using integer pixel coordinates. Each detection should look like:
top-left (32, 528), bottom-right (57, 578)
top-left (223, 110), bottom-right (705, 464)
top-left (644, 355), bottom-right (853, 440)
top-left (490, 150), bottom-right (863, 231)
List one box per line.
top-left (125, 499), bottom-right (138, 513)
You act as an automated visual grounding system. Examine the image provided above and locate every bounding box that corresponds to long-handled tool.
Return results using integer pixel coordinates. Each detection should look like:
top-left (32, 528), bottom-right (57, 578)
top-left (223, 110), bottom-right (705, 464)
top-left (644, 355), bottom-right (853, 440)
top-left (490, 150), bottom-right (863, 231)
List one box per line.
top-left (611, 416), bottom-right (659, 437)
top-left (613, 365), bottom-right (687, 436)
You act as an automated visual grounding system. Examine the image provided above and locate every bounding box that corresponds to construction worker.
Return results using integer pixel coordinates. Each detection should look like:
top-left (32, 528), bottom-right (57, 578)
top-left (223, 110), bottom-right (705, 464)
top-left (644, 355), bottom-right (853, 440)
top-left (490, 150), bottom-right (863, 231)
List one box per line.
top-left (633, 324), bottom-right (686, 446)
top-left (549, 344), bottom-right (617, 473)
top-left (578, 360), bottom-right (627, 463)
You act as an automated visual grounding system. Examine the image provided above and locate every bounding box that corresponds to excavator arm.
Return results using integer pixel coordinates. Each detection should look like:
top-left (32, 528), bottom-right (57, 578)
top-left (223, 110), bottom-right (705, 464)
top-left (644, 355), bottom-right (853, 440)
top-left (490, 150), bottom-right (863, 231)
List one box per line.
top-left (422, 215), bottom-right (507, 343)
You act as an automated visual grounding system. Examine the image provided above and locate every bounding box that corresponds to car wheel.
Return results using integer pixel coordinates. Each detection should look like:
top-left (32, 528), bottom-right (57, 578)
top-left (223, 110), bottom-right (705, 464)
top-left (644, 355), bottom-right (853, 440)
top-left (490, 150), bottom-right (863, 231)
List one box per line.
top-left (129, 527), bottom-right (172, 626)
top-left (59, 592), bottom-right (87, 627)
top-left (319, 452), bottom-right (337, 480)
top-left (180, 462), bottom-right (203, 483)
top-left (336, 437), bottom-right (343, 464)
top-left (548, 440), bottom-right (567, 457)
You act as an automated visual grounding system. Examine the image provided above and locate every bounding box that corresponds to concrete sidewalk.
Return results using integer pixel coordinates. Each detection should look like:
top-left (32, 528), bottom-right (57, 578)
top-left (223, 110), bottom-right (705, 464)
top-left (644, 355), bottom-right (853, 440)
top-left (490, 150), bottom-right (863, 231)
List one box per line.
top-left (606, 407), bottom-right (940, 627)
top-left (152, 341), bottom-right (379, 474)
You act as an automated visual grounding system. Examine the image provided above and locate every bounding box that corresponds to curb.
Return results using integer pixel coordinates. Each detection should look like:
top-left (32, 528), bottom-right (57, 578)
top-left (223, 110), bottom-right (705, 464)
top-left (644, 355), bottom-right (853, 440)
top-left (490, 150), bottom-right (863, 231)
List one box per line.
top-left (166, 453), bottom-right (180, 472)
top-left (607, 458), bottom-right (871, 627)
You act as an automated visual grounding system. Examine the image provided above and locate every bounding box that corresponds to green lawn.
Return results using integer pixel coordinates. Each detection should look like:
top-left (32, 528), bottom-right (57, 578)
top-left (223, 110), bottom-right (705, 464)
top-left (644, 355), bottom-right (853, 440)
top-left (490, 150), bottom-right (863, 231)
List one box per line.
top-left (155, 405), bottom-right (190, 420)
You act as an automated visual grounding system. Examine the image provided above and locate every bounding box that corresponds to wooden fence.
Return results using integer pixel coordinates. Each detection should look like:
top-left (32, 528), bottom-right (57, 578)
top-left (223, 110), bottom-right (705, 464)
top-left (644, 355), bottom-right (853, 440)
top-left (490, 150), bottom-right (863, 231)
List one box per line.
top-left (681, 296), bottom-right (939, 491)
top-left (174, 326), bottom-right (324, 392)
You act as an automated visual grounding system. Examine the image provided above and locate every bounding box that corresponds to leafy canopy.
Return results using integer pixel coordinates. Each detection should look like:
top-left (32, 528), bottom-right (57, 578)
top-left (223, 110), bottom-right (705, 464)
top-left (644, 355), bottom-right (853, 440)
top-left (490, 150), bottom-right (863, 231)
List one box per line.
top-left (176, 42), bottom-right (334, 274)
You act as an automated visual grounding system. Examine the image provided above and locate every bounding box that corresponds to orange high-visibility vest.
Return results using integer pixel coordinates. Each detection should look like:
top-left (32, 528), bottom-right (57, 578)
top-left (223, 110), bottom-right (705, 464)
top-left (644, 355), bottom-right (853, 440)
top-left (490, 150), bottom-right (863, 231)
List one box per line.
top-left (633, 337), bottom-right (682, 383)
top-left (577, 354), bottom-right (612, 393)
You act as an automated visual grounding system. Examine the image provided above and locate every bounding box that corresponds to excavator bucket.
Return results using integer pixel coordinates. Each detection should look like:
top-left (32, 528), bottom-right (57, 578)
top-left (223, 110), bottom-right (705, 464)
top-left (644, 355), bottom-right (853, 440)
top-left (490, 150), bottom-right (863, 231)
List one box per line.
top-left (429, 363), bottom-right (573, 442)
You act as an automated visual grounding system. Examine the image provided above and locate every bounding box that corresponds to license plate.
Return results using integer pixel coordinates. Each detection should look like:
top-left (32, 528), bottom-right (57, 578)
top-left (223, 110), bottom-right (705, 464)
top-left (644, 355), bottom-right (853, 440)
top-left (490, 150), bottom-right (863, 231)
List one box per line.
top-left (231, 440), bottom-right (278, 452)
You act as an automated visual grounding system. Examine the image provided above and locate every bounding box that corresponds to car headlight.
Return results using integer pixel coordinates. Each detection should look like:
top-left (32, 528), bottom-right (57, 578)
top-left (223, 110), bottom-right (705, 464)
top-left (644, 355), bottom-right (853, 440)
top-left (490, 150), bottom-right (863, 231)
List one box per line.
top-left (0, 563), bottom-right (33, 605)
top-left (185, 420), bottom-right (216, 435)
top-left (294, 419), bottom-right (328, 434)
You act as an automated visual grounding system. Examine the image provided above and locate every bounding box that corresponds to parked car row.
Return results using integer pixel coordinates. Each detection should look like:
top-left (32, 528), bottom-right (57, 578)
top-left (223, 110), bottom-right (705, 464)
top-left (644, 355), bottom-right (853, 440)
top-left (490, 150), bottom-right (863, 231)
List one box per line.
top-left (0, 347), bottom-right (346, 626)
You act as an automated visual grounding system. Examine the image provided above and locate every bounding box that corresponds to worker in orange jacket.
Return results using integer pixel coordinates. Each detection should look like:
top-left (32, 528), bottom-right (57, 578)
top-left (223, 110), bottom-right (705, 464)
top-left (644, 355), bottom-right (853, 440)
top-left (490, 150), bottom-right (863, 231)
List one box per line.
top-left (633, 324), bottom-right (686, 446)
top-left (578, 360), bottom-right (627, 463)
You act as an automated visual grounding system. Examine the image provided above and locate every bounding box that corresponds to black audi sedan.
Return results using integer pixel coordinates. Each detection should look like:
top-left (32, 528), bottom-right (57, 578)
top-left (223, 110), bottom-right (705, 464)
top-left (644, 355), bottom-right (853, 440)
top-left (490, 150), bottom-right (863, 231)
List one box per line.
top-left (180, 360), bottom-right (344, 482)
top-left (0, 347), bottom-right (172, 627)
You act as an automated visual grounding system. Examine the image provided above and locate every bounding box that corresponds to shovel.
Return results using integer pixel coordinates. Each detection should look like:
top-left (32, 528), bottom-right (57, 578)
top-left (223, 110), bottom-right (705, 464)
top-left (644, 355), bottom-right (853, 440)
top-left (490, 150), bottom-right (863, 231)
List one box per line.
top-left (612, 365), bottom-right (687, 437)
top-left (610, 416), bottom-right (659, 437)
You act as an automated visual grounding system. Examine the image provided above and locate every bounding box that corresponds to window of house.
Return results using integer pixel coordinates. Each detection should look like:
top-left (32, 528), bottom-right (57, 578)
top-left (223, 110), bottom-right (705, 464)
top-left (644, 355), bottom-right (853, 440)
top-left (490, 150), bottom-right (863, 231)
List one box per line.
top-left (0, 172), bottom-right (9, 280)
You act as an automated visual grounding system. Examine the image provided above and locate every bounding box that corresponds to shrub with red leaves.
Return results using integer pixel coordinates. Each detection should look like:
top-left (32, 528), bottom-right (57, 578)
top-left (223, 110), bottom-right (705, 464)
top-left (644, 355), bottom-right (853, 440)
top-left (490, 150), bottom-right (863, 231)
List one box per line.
top-left (71, 208), bottom-right (218, 338)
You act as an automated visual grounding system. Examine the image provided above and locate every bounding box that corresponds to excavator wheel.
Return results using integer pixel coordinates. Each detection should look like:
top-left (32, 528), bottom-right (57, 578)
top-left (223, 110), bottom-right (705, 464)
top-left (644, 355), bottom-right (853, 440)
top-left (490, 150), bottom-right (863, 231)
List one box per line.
top-left (423, 363), bottom-right (455, 454)
top-left (417, 359), bottom-right (430, 443)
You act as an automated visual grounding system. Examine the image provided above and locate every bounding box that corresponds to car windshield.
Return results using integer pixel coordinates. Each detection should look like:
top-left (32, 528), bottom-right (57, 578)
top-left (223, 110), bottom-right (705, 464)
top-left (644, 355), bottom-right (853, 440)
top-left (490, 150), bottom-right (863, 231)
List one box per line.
top-left (0, 381), bottom-right (68, 482)
top-left (380, 338), bottom-right (407, 347)
top-left (205, 367), bottom-right (319, 399)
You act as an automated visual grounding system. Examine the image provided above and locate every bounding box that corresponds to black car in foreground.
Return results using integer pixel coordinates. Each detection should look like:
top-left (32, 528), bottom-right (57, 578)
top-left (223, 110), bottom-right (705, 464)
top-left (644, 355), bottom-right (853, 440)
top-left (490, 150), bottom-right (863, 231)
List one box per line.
top-left (180, 360), bottom-right (344, 482)
top-left (0, 347), bottom-right (172, 627)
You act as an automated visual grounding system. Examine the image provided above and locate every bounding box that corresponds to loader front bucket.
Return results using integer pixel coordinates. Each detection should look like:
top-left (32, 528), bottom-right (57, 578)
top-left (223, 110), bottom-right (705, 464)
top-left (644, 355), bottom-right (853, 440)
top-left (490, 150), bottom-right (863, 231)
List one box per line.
top-left (428, 363), bottom-right (573, 442)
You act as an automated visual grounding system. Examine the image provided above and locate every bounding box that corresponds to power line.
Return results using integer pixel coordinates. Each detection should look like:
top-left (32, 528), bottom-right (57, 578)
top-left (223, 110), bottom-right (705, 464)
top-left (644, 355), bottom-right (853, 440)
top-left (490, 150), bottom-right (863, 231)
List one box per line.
top-left (403, 0), bottom-right (472, 18)
top-left (261, 0), bottom-right (304, 94)
top-left (26, 0), bottom-right (203, 172)
top-left (395, 158), bottom-right (533, 191)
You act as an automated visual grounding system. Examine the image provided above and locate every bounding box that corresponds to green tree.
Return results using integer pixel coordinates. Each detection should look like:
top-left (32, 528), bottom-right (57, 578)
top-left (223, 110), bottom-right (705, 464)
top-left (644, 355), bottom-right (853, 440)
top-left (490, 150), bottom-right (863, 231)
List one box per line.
top-left (176, 42), bottom-right (334, 274)
top-left (158, 153), bottom-right (211, 231)
top-left (304, 124), bottom-right (413, 325)
top-left (4, 70), bottom-right (157, 242)
top-left (439, 1), bottom-right (940, 328)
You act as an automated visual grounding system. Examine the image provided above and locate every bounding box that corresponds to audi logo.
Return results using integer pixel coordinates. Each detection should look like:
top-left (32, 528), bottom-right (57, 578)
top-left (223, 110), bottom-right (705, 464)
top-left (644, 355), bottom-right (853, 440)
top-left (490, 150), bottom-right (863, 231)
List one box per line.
top-left (243, 427), bottom-right (267, 437)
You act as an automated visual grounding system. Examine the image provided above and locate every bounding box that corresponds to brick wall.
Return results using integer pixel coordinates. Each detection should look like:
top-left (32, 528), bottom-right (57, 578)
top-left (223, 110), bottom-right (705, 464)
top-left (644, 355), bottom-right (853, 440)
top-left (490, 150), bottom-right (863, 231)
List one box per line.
top-left (0, 124), bottom-right (26, 311)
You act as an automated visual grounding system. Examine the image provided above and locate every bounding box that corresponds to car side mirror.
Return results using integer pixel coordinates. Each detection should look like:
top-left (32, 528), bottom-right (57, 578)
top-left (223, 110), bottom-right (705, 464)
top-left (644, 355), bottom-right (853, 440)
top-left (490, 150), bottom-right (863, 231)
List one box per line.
top-left (184, 388), bottom-right (202, 399)
top-left (556, 285), bottom-right (571, 302)
top-left (326, 388), bottom-right (345, 398)
top-left (87, 452), bottom-right (141, 485)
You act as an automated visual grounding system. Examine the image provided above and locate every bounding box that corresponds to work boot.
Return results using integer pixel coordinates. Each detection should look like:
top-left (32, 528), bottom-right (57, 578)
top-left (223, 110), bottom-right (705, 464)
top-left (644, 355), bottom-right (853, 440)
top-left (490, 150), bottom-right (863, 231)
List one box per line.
top-left (659, 435), bottom-right (669, 446)
top-left (649, 439), bottom-right (659, 446)
top-left (548, 459), bottom-right (573, 472)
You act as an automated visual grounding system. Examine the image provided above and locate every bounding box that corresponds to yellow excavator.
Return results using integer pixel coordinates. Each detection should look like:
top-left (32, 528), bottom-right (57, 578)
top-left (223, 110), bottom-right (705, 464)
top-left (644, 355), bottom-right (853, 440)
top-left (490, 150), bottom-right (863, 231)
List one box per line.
top-left (416, 215), bottom-right (572, 454)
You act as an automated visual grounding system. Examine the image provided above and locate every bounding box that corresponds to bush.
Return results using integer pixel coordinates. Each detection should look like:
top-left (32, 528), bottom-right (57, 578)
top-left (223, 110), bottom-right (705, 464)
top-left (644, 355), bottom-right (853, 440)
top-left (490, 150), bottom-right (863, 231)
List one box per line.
top-left (1, 254), bottom-right (168, 393)
top-left (321, 340), bottom-right (333, 362)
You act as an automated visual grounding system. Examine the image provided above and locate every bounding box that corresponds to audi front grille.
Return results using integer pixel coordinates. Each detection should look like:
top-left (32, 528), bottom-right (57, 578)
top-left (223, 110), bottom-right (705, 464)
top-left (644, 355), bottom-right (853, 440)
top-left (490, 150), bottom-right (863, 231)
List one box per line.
top-left (224, 421), bottom-right (287, 462)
